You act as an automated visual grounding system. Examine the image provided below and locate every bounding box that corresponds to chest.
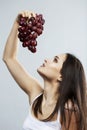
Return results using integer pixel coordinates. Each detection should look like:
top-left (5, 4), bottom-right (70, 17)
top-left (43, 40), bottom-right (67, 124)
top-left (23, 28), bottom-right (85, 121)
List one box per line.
top-left (31, 104), bottom-right (58, 121)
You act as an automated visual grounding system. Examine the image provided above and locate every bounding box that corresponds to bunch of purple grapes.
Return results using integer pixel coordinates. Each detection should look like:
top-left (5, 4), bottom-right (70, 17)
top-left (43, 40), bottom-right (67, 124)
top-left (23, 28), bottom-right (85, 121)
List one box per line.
top-left (17, 13), bottom-right (45, 53)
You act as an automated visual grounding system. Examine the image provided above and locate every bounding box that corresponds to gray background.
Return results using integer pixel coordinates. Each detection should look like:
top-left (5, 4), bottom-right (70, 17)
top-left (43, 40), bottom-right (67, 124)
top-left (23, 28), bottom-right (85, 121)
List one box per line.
top-left (0, 0), bottom-right (87, 130)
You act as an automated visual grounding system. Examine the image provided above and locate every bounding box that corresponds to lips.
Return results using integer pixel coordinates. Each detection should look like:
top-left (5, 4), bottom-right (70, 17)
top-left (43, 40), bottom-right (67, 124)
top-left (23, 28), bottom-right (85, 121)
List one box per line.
top-left (43, 63), bottom-right (45, 67)
top-left (41, 63), bottom-right (45, 67)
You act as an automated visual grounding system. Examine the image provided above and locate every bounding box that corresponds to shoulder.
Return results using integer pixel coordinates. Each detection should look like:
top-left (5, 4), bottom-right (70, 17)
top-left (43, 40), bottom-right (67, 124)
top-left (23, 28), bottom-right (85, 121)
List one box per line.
top-left (61, 100), bottom-right (80, 130)
top-left (64, 100), bottom-right (80, 123)
top-left (64, 100), bottom-right (79, 112)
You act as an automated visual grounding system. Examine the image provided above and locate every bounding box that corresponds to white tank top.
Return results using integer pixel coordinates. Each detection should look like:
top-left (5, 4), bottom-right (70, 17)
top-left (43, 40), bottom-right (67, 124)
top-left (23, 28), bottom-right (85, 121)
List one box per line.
top-left (23, 93), bottom-right (61, 130)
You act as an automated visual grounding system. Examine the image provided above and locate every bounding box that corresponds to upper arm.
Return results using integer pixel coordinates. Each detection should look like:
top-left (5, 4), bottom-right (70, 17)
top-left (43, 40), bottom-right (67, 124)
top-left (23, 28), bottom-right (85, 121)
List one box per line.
top-left (4, 58), bottom-right (43, 98)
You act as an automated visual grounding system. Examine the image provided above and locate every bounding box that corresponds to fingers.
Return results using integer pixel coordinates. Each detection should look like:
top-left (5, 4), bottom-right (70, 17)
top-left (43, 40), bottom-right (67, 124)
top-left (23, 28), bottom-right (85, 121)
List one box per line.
top-left (18, 10), bottom-right (36, 18)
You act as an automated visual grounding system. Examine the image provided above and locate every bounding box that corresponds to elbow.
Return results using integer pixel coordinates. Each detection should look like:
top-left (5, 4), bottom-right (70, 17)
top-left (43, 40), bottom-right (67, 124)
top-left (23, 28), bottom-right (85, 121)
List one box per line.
top-left (2, 51), bottom-right (16, 64)
top-left (2, 57), bottom-right (13, 67)
top-left (2, 55), bottom-right (13, 64)
top-left (2, 50), bottom-right (8, 62)
top-left (2, 54), bottom-right (7, 63)
top-left (2, 56), bottom-right (8, 64)
top-left (2, 52), bottom-right (9, 63)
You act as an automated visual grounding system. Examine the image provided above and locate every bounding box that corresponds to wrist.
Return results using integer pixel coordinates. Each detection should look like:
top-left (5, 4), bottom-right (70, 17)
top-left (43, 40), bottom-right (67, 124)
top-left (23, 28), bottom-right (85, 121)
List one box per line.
top-left (9, 21), bottom-right (19, 36)
top-left (13, 20), bottom-right (19, 30)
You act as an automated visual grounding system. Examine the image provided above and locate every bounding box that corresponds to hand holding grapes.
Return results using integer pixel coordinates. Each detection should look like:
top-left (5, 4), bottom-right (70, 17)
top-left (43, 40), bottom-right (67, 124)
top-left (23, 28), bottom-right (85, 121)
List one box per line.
top-left (17, 11), bottom-right (45, 53)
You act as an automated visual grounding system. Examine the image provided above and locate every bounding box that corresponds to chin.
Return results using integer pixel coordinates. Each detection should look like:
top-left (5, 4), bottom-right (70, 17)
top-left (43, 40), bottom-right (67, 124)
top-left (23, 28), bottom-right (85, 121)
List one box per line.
top-left (37, 67), bottom-right (42, 75)
top-left (37, 67), bottom-right (45, 78)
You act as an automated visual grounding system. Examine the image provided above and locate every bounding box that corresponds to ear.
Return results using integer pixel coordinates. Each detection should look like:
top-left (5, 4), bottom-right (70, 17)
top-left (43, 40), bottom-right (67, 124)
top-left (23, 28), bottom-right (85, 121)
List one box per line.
top-left (57, 74), bottom-right (62, 82)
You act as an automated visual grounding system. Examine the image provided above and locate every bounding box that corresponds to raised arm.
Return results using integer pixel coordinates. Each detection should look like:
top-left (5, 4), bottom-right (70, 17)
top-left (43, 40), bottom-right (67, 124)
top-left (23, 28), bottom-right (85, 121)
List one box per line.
top-left (2, 11), bottom-right (43, 104)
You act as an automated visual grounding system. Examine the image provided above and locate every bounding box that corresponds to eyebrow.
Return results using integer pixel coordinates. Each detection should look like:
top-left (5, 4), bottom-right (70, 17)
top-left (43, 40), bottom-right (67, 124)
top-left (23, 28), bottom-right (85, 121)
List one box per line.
top-left (54, 56), bottom-right (59, 59)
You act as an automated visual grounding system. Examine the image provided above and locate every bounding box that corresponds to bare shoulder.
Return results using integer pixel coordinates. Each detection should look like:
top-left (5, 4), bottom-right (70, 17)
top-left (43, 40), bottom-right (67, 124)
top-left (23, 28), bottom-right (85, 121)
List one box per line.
top-left (64, 100), bottom-right (80, 123)
top-left (64, 100), bottom-right (79, 112)
top-left (61, 100), bottom-right (80, 130)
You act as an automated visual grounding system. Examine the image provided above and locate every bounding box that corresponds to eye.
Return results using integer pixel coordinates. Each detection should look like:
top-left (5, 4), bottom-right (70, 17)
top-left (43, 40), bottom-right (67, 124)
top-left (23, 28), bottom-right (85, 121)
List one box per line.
top-left (53, 57), bottom-right (58, 63)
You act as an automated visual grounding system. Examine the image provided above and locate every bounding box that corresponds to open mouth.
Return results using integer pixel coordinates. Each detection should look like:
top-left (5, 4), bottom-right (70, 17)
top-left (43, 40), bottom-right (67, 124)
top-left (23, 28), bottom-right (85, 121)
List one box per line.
top-left (41, 63), bottom-right (45, 67)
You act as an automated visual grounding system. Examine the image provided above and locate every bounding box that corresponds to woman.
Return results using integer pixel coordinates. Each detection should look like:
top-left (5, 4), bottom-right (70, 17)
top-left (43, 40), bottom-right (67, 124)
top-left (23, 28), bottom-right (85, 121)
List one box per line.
top-left (3, 11), bottom-right (87, 130)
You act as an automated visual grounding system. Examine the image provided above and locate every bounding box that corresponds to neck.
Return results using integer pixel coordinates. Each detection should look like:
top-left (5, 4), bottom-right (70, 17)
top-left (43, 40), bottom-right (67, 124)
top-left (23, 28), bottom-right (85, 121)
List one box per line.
top-left (42, 80), bottom-right (60, 106)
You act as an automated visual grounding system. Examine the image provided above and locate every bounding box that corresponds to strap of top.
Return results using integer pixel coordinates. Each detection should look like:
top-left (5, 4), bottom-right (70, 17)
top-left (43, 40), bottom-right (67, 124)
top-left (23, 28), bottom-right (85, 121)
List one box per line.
top-left (57, 110), bottom-right (60, 123)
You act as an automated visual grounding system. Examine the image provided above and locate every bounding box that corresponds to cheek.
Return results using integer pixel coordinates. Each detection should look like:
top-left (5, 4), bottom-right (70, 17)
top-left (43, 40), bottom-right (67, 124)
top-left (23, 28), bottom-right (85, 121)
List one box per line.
top-left (48, 65), bottom-right (61, 79)
top-left (42, 67), bottom-right (59, 80)
top-left (37, 65), bottom-right (60, 80)
top-left (50, 69), bottom-right (59, 79)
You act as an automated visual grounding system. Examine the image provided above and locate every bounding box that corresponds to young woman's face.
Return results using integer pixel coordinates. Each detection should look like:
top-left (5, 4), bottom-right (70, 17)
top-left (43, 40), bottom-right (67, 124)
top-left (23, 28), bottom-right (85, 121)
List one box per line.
top-left (37, 54), bottom-right (66, 81)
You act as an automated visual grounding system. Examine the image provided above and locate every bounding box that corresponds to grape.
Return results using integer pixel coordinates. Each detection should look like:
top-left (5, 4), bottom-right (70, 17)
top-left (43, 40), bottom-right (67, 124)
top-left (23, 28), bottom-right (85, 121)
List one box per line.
top-left (36, 23), bottom-right (42, 28)
top-left (25, 36), bottom-right (30, 41)
top-left (29, 17), bottom-right (36, 26)
top-left (36, 28), bottom-right (42, 35)
top-left (27, 22), bottom-right (32, 29)
top-left (18, 33), bottom-right (26, 39)
top-left (27, 29), bottom-right (31, 34)
top-left (30, 40), bottom-right (37, 46)
top-left (29, 34), bottom-right (33, 39)
top-left (17, 13), bottom-right (45, 53)
top-left (22, 41), bottom-right (30, 47)
top-left (32, 26), bottom-right (37, 31)
top-left (41, 19), bottom-right (45, 25)
top-left (18, 26), bottom-right (26, 33)
top-left (22, 42), bottom-right (28, 47)
top-left (28, 45), bottom-right (32, 50)
top-left (28, 46), bottom-right (36, 53)
top-left (32, 32), bottom-right (38, 39)
top-left (19, 20), bottom-right (27, 27)
top-left (18, 33), bottom-right (25, 42)
top-left (23, 31), bottom-right (28, 36)
top-left (19, 37), bottom-right (25, 42)
top-left (31, 48), bottom-right (36, 53)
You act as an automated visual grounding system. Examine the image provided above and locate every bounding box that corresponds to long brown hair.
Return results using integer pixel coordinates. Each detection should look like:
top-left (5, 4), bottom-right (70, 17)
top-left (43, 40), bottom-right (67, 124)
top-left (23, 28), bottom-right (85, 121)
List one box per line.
top-left (32, 53), bottom-right (87, 130)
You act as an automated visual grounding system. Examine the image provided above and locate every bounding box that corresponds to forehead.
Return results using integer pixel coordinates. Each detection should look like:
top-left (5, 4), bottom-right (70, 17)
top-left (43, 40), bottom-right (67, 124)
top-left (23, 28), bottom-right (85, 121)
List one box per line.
top-left (56, 53), bottom-right (66, 61)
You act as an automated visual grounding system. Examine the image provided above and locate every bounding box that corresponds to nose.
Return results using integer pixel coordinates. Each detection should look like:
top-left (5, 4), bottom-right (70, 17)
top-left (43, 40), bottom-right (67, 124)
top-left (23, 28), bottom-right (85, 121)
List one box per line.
top-left (44, 59), bottom-right (47, 63)
top-left (44, 58), bottom-right (50, 63)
